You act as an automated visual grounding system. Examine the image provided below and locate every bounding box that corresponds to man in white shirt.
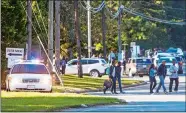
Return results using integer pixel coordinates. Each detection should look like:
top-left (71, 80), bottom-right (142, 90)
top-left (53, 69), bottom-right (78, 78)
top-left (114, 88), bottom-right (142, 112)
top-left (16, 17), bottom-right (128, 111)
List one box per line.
top-left (169, 59), bottom-right (179, 92)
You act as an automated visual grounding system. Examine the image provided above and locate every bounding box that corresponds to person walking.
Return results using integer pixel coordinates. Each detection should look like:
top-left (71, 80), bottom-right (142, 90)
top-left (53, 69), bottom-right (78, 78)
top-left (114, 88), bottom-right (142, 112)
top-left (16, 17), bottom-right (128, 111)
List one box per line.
top-left (169, 59), bottom-right (179, 93)
top-left (60, 56), bottom-right (66, 75)
top-left (178, 61), bottom-right (183, 76)
top-left (108, 50), bottom-right (116, 65)
top-left (149, 64), bottom-right (157, 94)
top-left (123, 59), bottom-right (126, 74)
top-left (156, 61), bottom-right (168, 94)
top-left (116, 61), bottom-right (124, 93)
top-left (109, 60), bottom-right (118, 94)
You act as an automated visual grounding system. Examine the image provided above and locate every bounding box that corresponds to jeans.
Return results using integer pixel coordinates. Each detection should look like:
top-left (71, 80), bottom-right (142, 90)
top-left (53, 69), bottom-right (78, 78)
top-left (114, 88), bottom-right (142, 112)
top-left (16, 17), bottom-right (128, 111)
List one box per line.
top-left (117, 76), bottom-right (123, 93)
top-left (61, 66), bottom-right (66, 74)
top-left (169, 78), bottom-right (179, 92)
top-left (149, 76), bottom-right (157, 93)
top-left (156, 75), bottom-right (167, 92)
top-left (111, 77), bottom-right (117, 93)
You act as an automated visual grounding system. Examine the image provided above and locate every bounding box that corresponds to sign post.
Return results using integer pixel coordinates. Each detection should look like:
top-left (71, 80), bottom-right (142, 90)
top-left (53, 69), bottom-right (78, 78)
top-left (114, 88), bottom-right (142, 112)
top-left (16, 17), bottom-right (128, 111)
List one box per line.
top-left (6, 48), bottom-right (24, 58)
top-left (6, 48), bottom-right (24, 68)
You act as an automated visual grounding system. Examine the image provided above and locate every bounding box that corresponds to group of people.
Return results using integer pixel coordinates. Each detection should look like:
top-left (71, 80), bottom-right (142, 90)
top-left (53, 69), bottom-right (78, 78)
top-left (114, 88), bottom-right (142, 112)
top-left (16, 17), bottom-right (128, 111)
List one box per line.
top-left (149, 60), bottom-right (183, 94)
top-left (104, 58), bottom-right (183, 95)
top-left (103, 59), bottom-right (124, 94)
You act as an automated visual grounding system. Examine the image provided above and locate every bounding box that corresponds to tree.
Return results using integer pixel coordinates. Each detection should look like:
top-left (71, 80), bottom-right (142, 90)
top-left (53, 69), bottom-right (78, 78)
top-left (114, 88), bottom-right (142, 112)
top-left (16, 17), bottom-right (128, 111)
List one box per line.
top-left (74, 0), bottom-right (83, 78)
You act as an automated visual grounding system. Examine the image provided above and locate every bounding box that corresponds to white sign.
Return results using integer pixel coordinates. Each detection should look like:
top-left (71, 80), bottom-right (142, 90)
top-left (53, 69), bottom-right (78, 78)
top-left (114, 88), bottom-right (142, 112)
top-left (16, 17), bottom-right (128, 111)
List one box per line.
top-left (7, 58), bottom-right (22, 68)
top-left (6, 48), bottom-right (24, 58)
top-left (130, 42), bottom-right (136, 47)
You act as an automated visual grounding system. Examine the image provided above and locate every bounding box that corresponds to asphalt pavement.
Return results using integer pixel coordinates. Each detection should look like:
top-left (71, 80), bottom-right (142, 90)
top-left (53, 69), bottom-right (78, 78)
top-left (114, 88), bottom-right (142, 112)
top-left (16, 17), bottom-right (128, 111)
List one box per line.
top-left (64, 76), bottom-right (186, 112)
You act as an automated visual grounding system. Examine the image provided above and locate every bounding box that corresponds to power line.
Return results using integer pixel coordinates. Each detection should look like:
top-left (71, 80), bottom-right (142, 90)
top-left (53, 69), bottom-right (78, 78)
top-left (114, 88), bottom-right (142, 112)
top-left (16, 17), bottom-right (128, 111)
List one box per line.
top-left (35, 1), bottom-right (49, 40)
top-left (30, 1), bottom-right (48, 45)
top-left (20, 1), bottom-right (64, 87)
top-left (104, 5), bottom-right (121, 19)
top-left (122, 6), bottom-right (186, 25)
top-left (132, 4), bottom-right (186, 21)
top-left (139, 1), bottom-right (186, 11)
top-left (79, 1), bottom-right (105, 13)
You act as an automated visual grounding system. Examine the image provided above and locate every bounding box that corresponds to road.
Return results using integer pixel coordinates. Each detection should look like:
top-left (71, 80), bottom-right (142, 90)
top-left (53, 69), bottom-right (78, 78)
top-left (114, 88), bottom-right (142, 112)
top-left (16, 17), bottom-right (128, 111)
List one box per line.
top-left (64, 76), bottom-right (186, 112)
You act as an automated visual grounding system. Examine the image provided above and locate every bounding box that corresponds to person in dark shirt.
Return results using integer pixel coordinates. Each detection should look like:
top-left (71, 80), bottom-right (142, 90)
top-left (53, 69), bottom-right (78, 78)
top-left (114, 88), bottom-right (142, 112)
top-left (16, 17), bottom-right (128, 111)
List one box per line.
top-left (60, 56), bottom-right (66, 75)
top-left (109, 60), bottom-right (118, 94)
top-left (156, 61), bottom-right (168, 94)
top-left (116, 62), bottom-right (124, 93)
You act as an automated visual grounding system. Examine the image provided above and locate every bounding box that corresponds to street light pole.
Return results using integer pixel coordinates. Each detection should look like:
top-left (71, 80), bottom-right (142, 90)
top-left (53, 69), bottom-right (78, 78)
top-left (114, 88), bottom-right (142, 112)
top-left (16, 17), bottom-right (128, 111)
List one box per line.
top-left (118, 0), bottom-right (122, 54)
top-left (87, 0), bottom-right (92, 58)
top-left (102, 5), bottom-right (106, 59)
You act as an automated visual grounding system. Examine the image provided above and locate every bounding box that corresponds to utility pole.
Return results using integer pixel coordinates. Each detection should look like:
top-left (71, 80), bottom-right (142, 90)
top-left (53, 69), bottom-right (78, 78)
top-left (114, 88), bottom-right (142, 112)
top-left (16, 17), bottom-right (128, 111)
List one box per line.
top-left (74, 0), bottom-right (83, 78)
top-left (118, 0), bottom-right (122, 60)
top-left (48, 0), bottom-right (54, 73)
top-left (27, 0), bottom-right (32, 60)
top-left (102, 5), bottom-right (106, 59)
top-left (55, 0), bottom-right (60, 72)
top-left (87, 0), bottom-right (92, 58)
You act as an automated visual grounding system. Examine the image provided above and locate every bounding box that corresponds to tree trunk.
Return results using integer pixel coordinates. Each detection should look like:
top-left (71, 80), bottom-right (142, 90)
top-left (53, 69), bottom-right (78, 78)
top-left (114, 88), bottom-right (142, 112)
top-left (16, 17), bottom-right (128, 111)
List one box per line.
top-left (55, 0), bottom-right (60, 72)
top-left (27, 0), bottom-right (32, 60)
top-left (74, 0), bottom-right (83, 78)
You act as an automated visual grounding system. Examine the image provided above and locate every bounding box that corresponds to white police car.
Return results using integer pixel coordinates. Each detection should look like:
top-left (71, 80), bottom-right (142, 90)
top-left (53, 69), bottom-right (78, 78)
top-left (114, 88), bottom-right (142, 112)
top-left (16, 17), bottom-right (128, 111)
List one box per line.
top-left (6, 60), bottom-right (52, 92)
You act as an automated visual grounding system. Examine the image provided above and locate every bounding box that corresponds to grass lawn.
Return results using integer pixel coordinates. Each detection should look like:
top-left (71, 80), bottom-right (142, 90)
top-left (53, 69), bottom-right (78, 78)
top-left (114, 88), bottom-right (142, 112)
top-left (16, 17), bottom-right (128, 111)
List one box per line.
top-left (1, 91), bottom-right (123, 112)
top-left (53, 75), bottom-right (143, 93)
top-left (1, 75), bottom-right (141, 112)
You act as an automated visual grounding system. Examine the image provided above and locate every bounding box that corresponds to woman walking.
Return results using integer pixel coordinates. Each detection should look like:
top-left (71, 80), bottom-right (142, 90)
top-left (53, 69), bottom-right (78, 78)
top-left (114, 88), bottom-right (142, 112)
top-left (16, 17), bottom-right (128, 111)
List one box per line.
top-left (149, 64), bottom-right (157, 94)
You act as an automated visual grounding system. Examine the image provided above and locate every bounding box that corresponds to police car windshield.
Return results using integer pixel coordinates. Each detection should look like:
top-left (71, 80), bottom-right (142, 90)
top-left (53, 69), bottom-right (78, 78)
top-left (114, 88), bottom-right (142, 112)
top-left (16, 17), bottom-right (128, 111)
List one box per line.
top-left (11, 64), bottom-right (49, 74)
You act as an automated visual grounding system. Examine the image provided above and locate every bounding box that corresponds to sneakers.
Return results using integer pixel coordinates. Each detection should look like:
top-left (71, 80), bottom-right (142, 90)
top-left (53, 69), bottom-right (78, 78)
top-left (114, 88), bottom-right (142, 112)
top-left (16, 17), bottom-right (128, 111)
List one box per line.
top-left (103, 89), bottom-right (106, 94)
top-left (120, 91), bottom-right (125, 94)
top-left (164, 91), bottom-right (168, 94)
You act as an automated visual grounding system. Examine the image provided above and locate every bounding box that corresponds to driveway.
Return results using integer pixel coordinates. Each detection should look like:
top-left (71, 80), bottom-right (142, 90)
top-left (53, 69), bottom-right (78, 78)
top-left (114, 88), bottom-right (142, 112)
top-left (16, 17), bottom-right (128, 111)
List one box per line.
top-left (64, 76), bottom-right (186, 112)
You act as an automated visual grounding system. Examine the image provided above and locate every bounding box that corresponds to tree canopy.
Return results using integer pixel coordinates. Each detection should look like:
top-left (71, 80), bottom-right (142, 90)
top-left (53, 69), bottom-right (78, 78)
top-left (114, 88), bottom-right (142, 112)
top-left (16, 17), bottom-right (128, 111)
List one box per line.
top-left (1, 0), bottom-right (186, 69)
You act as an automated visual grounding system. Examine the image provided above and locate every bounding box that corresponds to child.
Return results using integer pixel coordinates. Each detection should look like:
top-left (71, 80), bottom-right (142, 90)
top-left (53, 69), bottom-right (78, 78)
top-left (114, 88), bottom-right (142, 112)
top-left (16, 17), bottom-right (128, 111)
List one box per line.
top-left (103, 78), bottom-right (112, 94)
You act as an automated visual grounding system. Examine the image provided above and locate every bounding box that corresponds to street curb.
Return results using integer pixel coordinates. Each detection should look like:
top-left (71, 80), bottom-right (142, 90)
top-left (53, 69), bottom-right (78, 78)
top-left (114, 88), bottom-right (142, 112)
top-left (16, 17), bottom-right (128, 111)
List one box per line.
top-left (53, 100), bottom-right (127, 112)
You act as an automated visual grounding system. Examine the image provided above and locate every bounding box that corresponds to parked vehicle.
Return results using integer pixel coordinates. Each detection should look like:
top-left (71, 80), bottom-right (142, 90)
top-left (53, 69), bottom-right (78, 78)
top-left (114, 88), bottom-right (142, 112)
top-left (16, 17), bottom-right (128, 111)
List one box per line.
top-left (126, 57), bottom-right (152, 77)
top-left (166, 47), bottom-right (184, 56)
top-left (157, 57), bottom-right (178, 76)
top-left (153, 53), bottom-right (173, 67)
top-left (6, 60), bottom-right (52, 92)
top-left (175, 56), bottom-right (184, 63)
top-left (65, 58), bottom-right (108, 77)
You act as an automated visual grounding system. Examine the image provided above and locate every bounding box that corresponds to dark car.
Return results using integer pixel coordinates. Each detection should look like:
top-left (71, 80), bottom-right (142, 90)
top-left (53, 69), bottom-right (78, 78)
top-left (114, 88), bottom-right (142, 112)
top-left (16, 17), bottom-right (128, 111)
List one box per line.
top-left (126, 57), bottom-right (152, 77)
